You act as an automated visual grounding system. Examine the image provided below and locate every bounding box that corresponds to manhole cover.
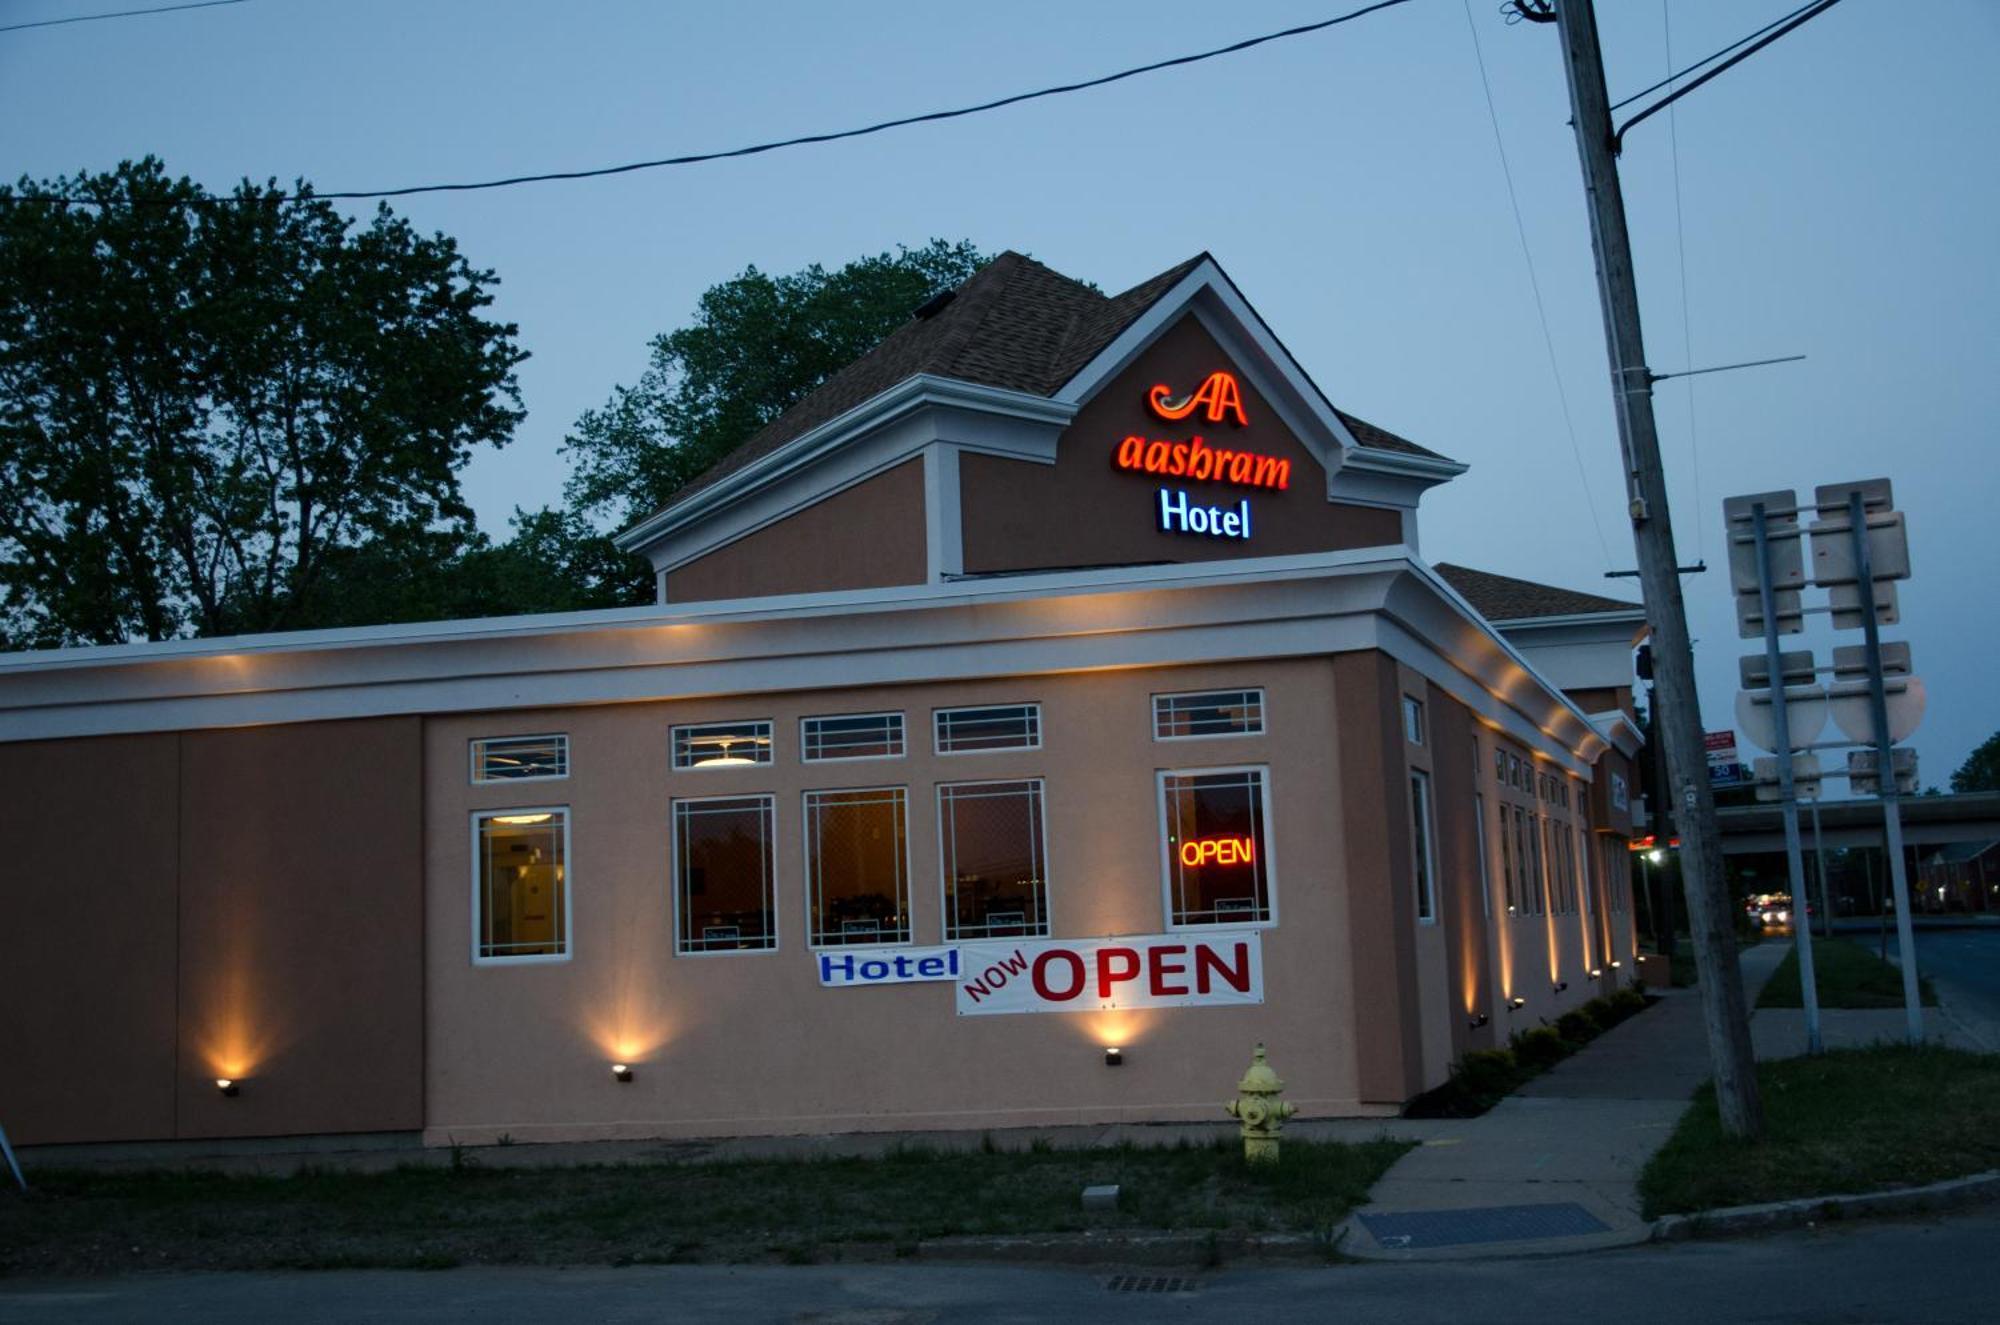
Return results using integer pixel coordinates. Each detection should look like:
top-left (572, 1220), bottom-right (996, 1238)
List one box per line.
top-left (1357, 1201), bottom-right (1611, 1249)
top-left (1105, 1275), bottom-right (1201, 1293)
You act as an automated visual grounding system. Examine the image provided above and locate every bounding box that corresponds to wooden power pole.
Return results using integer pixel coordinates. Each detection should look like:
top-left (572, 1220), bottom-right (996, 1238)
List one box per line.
top-left (1546, 0), bottom-right (1763, 1137)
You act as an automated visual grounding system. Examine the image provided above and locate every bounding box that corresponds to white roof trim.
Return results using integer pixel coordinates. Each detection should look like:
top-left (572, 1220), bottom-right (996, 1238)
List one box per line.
top-left (614, 375), bottom-right (1074, 552)
top-left (1588, 709), bottom-right (1645, 758)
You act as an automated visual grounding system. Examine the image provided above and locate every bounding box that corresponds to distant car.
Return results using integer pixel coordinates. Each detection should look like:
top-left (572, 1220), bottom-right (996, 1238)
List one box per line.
top-left (1756, 900), bottom-right (1793, 926)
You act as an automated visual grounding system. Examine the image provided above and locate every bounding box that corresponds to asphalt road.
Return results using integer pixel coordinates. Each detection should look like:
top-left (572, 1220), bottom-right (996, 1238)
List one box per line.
top-left (1909, 928), bottom-right (2000, 1034)
top-left (5, 1212), bottom-right (2000, 1325)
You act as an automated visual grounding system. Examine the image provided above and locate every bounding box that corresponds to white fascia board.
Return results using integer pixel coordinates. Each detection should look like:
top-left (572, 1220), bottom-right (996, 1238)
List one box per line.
top-left (0, 548), bottom-right (1606, 769)
top-left (613, 375), bottom-right (1075, 555)
top-left (1589, 710), bottom-right (1645, 759)
top-left (1338, 447), bottom-right (1469, 484)
top-left (1488, 609), bottom-right (1649, 640)
top-left (1054, 259), bottom-right (1365, 479)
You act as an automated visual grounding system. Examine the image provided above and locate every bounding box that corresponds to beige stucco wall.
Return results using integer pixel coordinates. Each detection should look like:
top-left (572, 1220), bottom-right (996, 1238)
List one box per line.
top-left (421, 658), bottom-right (1422, 1144)
top-left (664, 458), bottom-right (928, 603)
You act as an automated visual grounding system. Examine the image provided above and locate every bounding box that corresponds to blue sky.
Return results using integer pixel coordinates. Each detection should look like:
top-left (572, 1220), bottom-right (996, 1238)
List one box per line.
top-left (3, 0), bottom-right (1995, 784)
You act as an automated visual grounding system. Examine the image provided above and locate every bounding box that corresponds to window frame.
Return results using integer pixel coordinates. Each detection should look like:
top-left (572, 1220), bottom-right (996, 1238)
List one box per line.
top-left (801, 784), bottom-right (913, 949)
top-left (1150, 688), bottom-right (1268, 742)
top-left (469, 733), bottom-right (570, 785)
top-left (670, 719), bottom-right (775, 772)
top-left (670, 791), bottom-right (780, 957)
top-left (933, 703), bottom-right (1043, 757)
top-left (1155, 763), bottom-right (1279, 931)
top-left (934, 777), bottom-right (1052, 942)
top-left (469, 805), bottom-right (574, 968)
top-left (1474, 792), bottom-right (1492, 919)
top-left (799, 711), bottom-right (906, 764)
top-left (1410, 769), bottom-right (1438, 924)
top-left (1402, 695), bottom-right (1426, 746)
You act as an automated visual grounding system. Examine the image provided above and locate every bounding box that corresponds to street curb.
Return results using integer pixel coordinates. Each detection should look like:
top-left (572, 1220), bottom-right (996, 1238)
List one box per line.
top-left (1651, 1170), bottom-right (2000, 1241)
top-left (912, 1229), bottom-right (1329, 1266)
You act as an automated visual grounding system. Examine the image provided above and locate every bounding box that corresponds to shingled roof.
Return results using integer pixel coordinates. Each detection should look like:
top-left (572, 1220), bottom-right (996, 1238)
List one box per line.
top-left (1433, 563), bottom-right (1643, 622)
top-left (663, 250), bottom-right (1448, 510)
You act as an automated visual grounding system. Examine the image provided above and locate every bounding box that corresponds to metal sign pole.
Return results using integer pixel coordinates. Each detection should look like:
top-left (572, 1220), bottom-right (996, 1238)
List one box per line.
top-left (1753, 502), bottom-right (1822, 1053)
top-left (1849, 490), bottom-right (1923, 1042)
top-left (1809, 796), bottom-right (1834, 940)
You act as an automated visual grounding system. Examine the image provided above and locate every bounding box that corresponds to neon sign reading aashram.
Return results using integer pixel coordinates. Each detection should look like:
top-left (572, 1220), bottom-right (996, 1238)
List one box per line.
top-left (1113, 435), bottom-right (1290, 491)
top-left (1111, 370), bottom-right (1289, 541)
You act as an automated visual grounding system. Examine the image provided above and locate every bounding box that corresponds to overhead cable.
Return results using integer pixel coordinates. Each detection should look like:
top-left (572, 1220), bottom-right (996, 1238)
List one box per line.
top-left (0, 0), bottom-right (250, 36)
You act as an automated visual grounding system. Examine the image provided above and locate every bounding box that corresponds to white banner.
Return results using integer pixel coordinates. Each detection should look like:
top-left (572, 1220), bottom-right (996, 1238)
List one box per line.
top-left (817, 945), bottom-right (961, 988)
top-left (954, 931), bottom-right (1263, 1017)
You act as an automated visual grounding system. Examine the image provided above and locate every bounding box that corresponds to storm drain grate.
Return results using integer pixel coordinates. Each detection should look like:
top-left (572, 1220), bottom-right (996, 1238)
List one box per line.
top-left (1356, 1201), bottom-right (1611, 1250)
top-left (1105, 1275), bottom-right (1201, 1293)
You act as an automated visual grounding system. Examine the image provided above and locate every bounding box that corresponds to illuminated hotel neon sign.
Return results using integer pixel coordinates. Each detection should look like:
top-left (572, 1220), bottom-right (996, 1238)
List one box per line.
top-left (1179, 835), bottom-right (1256, 868)
top-left (1112, 371), bottom-right (1287, 541)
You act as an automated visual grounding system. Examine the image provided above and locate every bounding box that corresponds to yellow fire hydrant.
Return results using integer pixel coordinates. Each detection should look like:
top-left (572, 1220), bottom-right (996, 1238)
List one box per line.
top-left (1225, 1042), bottom-right (1297, 1164)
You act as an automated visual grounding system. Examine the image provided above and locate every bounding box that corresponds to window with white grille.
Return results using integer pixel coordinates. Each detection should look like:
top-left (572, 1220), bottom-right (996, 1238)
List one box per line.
top-left (801, 712), bottom-right (905, 762)
top-left (471, 734), bottom-right (568, 784)
top-left (804, 786), bottom-right (910, 946)
top-left (1153, 689), bottom-right (1265, 740)
top-left (673, 795), bottom-right (777, 954)
top-left (939, 779), bottom-right (1048, 940)
top-left (671, 720), bottom-right (773, 770)
top-left (934, 704), bottom-right (1041, 754)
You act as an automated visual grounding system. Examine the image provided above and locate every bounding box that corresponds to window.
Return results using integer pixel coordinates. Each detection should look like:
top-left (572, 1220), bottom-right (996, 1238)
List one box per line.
top-left (1402, 696), bottom-right (1426, 746)
top-left (1499, 798), bottom-right (1518, 912)
top-left (804, 787), bottom-right (910, 945)
top-left (672, 720), bottom-right (773, 770)
top-left (802, 712), bottom-right (904, 762)
top-left (1410, 770), bottom-right (1437, 922)
top-left (1518, 807), bottom-right (1542, 914)
top-left (1160, 767), bottom-right (1273, 926)
top-left (672, 795), bottom-right (776, 953)
top-left (1494, 747), bottom-right (1508, 783)
top-left (471, 734), bottom-right (568, 783)
top-left (938, 779), bottom-right (1048, 939)
top-left (473, 808), bottom-right (569, 963)
top-left (1153, 689), bottom-right (1265, 740)
top-left (1610, 772), bottom-right (1630, 812)
top-left (935, 704), bottom-right (1041, 754)
top-left (1474, 794), bottom-right (1491, 919)
top-left (1509, 754), bottom-right (1525, 790)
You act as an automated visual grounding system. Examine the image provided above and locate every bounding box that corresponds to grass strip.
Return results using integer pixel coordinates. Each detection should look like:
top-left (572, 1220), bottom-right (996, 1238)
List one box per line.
top-left (1639, 1045), bottom-right (2000, 1218)
top-left (0, 1136), bottom-right (1412, 1277)
top-left (1757, 936), bottom-right (1936, 1009)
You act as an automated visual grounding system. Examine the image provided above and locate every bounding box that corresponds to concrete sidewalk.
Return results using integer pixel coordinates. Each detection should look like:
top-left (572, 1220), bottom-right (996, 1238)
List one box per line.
top-left (1340, 942), bottom-right (1791, 1261)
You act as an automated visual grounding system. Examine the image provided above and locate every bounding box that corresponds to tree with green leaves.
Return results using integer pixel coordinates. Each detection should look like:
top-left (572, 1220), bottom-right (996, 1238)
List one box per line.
top-left (0, 158), bottom-right (525, 646)
top-left (1951, 732), bottom-right (2000, 794)
top-left (563, 239), bottom-right (987, 528)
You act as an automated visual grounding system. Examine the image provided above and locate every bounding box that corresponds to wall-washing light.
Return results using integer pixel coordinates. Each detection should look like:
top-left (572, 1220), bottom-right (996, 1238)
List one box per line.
top-left (1589, 968), bottom-right (1603, 979)
top-left (215, 1078), bottom-right (240, 1098)
top-left (1609, 959), bottom-right (1623, 969)
top-left (1104, 1046), bottom-right (1124, 1068)
top-left (1553, 980), bottom-right (1569, 994)
top-left (1469, 1013), bottom-right (1490, 1030)
top-left (612, 1064), bottom-right (634, 1084)
top-left (1507, 996), bottom-right (1527, 1011)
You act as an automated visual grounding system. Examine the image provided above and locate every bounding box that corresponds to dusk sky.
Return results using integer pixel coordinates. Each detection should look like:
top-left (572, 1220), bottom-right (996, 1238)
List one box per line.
top-left (4, 0), bottom-right (1994, 784)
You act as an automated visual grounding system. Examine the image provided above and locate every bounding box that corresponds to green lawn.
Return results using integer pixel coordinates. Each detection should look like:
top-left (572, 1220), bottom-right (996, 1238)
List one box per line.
top-left (1639, 1046), bottom-right (2000, 1218)
top-left (0, 1137), bottom-right (1412, 1277)
top-left (1757, 936), bottom-right (1937, 1009)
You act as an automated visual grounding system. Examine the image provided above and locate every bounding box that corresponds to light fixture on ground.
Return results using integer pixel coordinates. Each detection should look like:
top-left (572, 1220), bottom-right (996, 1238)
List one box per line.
top-left (1469, 1012), bottom-right (1490, 1030)
top-left (1507, 996), bottom-right (1527, 1011)
top-left (1103, 1046), bottom-right (1123, 1067)
top-left (611, 1064), bottom-right (634, 1084)
top-left (215, 1078), bottom-right (240, 1098)
top-left (1589, 968), bottom-right (1603, 979)
top-left (1553, 980), bottom-right (1569, 994)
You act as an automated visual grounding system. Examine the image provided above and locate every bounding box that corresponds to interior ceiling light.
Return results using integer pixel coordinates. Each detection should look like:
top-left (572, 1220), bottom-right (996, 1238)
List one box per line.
top-left (493, 813), bottom-right (554, 825)
top-left (695, 736), bottom-right (760, 767)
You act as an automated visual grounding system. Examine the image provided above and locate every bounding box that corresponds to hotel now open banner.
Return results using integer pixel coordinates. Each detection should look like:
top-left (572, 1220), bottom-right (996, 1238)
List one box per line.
top-left (954, 931), bottom-right (1263, 1016)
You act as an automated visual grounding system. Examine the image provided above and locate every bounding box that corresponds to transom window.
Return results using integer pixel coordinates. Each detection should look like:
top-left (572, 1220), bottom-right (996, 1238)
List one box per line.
top-left (1160, 766), bottom-right (1273, 927)
top-left (672, 720), bottom-right (773, 770)
top-left (1153, 689), bottom-right (1265, 740)
top-left (473, 808), bottom-right (570, 963)
top-left (672, 795), bottom-right (777, 954)
top-left (804, 787), bottom-right (910, 946)
top-left (938, 779), bottom-right (1049, 940)
top-left (935, 704), bottom-right (1041, 754)
top-left (1402, 696), bottom-right (1426, 746)
top-left (471, 734), bottom-right (568, 784)
top-left (801, 712), bottom-right (905, 762)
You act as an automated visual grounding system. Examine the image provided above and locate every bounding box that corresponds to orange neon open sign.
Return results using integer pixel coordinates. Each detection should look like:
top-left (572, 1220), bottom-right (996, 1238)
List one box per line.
top-left (1179, 836), bottom-right (1256, 868)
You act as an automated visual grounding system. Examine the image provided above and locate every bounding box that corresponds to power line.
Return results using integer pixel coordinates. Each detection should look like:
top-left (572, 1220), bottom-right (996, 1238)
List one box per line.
top-left (1613, 0), bottom-right (1846, 151)
top-left (1608, 0), bottom-right (1823, 112)
top-left (1661, 0), bottom-right (1706, 559)
top-left (1459, 0), bottom-right (1614, 566)
top-left (0, 0), bottom-right (250, 36)
top-left (2, 0), bottom-right (1418, 206)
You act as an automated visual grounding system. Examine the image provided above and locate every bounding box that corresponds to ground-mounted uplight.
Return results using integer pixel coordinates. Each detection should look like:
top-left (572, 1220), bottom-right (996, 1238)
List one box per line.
top-left (1552, 980), bottom-right (1569, 994)
top-left (612, 1064), bottom-right (634, 1084)
top-left (1507, 996), bottom-right (1528, 1011)
top-left (215, 1078), bottom-right (240, 1098)
top-left (1104, 1046), bottom-right (1124, 1068)
top-left (1589, 968), bottom-right (1604, 979)
top-left (1609, 959), bottom-right (1623, 969)
top-left (1469, 1013), bottom-right (1490, 1030)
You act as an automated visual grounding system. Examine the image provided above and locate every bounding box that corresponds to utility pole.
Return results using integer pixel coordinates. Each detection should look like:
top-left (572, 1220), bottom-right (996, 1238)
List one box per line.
top-left (1543, 0), bottom-right (1763, 1137)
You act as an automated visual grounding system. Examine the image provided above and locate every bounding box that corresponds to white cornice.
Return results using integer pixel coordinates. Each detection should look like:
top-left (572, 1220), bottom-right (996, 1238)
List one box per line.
top-left (0, 549), bottom-right (1605, 770)
top-left (614, 375), bottom-right (1076, 554)
top-left (1589, 709), bottom-right (1645, 759)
